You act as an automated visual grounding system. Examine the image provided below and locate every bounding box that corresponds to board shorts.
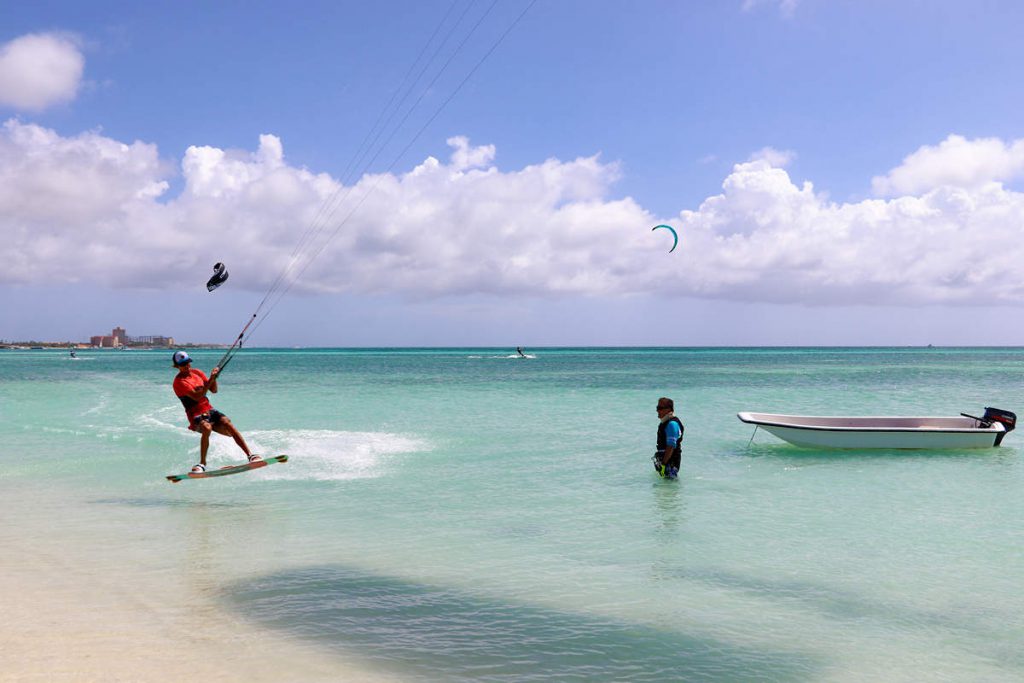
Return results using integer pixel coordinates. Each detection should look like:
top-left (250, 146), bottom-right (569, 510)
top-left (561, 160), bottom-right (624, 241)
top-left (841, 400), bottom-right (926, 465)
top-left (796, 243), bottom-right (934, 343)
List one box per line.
top-left (190, 409), bottom-right (227, 431)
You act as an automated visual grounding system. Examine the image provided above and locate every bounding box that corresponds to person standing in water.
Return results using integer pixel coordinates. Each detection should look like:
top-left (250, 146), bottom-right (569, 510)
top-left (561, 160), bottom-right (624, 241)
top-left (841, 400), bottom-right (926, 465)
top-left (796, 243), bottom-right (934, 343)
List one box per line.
top-left (516, 346), bottom-right (527, 358)
top-left (171, 350), bottom-right (259, 472)
top-left (653, 397), bottom-right (684, 479)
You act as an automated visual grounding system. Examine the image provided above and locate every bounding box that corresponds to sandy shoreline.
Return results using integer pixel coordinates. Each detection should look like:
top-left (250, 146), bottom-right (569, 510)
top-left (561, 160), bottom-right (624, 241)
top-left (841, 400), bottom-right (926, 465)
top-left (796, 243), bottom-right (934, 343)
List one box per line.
top-left (0, 504), bottom-right (395, 683)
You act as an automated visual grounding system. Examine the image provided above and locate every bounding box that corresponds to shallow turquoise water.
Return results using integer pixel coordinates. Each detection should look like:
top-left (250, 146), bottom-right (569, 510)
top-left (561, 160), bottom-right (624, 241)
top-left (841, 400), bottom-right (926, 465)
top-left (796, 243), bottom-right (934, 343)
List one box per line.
top-left (2, 347), bottom-right (1023, 681)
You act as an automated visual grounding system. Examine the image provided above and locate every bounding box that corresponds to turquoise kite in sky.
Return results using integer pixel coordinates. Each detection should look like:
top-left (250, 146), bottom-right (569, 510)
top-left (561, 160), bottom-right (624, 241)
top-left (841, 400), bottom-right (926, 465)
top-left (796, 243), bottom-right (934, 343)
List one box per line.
top-left (651, 224), bottom-right (678, 253)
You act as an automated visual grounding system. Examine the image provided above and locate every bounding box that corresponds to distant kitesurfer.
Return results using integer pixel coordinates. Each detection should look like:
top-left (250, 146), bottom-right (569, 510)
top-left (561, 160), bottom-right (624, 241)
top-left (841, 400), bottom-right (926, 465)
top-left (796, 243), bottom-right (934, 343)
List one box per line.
top-left (653, 397), bottom-right (684, 479)
top-left (171, 350), bottom-right (258, 472)
top-left (516, 346), bottom-right (526, 358)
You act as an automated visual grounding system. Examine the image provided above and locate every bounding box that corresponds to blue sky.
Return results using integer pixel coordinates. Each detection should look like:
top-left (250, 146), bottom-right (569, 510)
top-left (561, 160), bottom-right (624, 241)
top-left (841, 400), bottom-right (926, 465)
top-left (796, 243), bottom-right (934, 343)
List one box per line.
top-left (3, 1), bottom-right (1024, 346)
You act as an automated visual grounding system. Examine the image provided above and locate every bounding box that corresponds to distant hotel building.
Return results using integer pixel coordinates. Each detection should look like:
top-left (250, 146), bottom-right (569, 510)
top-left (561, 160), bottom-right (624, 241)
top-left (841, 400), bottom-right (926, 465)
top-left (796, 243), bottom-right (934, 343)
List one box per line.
top-left (90, 326), bottom-right (174, 348)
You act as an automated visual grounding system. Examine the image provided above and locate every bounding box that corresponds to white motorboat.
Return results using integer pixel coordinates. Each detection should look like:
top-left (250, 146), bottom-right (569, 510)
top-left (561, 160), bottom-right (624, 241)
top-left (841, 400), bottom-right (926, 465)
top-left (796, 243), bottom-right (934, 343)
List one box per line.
top-left (738, 407), bottom-right (1016, 449)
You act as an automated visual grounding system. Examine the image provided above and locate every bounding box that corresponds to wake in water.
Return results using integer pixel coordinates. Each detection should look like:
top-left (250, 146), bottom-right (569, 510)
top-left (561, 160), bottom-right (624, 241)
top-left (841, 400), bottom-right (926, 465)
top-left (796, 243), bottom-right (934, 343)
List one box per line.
top-left (172, 428), bottom-right (428, 483)
top-left (242, 429), bottom-right (430, 481)
top-left (136, 407), bottom-right (429, 481)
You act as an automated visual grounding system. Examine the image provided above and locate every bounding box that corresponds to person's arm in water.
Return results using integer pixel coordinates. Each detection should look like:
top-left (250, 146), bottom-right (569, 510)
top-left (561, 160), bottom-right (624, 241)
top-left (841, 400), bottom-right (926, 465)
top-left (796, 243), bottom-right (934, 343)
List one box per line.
top-left (660, 421), bottom-right (681, 466)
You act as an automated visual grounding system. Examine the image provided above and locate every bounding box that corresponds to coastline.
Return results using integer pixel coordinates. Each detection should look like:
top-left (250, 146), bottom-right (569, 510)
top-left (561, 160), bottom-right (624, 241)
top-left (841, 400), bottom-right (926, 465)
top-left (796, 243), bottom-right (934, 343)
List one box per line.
top-left (0, 485), bottom-right (394, 683)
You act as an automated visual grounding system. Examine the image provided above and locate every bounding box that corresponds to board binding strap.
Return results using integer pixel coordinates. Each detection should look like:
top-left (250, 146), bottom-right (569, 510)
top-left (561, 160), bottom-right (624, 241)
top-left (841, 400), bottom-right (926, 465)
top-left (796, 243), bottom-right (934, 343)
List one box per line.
top-left (166, 454), bottom-right (289, 483)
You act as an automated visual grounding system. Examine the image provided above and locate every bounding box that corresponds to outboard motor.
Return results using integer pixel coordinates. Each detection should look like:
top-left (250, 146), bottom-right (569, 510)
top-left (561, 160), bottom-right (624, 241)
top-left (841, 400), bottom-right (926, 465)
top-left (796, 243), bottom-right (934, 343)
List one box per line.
top-left (983, 407), bottom-right (1016, 446)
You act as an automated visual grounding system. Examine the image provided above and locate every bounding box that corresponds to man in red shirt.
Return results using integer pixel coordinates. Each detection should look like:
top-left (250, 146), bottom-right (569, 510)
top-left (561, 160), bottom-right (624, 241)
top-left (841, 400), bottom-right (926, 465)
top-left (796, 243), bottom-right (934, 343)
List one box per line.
top-left (171, 350), bottom-right (259, 472)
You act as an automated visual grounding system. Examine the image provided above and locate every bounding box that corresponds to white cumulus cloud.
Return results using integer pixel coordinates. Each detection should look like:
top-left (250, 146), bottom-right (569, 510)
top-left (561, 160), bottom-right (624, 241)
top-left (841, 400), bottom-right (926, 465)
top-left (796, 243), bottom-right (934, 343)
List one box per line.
top-left (872, 134), bottom-right (1024, 197)
top-left (0, 33), bottom-right (85, 111)
top-left (748, 146), bottom-right (794, 167)
top-left (4, 121), bottom-right (1024, 307)
top-left (679, 161), bottom-right (1024, 305)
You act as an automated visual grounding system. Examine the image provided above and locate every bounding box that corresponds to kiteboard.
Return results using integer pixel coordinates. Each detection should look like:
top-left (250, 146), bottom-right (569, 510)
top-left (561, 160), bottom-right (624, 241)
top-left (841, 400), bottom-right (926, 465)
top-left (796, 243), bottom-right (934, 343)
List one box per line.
top-left (166, 455), bottom-right (288, 483)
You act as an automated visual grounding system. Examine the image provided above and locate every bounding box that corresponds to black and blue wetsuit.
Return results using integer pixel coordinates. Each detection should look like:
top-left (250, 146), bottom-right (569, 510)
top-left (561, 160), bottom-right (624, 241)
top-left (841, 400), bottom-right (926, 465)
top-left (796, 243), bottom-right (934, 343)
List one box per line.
top-left (655, 417), bottom-right (684, 476)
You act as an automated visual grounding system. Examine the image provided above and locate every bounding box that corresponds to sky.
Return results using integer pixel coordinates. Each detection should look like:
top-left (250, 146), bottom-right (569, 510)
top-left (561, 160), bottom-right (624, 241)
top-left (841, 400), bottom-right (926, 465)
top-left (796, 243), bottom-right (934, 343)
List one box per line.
top-left (3, 0), bottom-right (1024, 346)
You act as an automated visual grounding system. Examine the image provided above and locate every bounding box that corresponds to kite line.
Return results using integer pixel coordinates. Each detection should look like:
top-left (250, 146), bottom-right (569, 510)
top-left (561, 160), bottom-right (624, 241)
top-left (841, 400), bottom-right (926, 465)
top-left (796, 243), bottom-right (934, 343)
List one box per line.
top-left (214, 0), bottom-right (537, 373)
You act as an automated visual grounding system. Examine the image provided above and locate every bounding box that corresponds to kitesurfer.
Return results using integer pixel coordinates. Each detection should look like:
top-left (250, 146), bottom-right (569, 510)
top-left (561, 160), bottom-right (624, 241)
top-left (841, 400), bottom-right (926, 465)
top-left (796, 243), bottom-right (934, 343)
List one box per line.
top-left (516, 346), bottom-right (527, 358)
top-left (171, 350), bottom-right (259, 472)
top-left (653, 397), bottom-right (683, 479)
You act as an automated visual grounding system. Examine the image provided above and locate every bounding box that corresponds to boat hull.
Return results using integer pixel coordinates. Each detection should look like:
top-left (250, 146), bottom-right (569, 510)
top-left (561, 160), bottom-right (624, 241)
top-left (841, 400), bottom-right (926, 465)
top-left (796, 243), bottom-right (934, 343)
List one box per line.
top-left (738, 412), bottom-right (1007, 450)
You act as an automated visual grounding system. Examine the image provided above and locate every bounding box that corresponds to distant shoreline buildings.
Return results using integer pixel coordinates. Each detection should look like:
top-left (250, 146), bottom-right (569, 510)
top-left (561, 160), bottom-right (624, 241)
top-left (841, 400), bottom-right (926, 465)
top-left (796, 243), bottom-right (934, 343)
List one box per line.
top-left (0, 326), bottom-right (179, 349)
top-left (89, 326), bottom-right (174, 348)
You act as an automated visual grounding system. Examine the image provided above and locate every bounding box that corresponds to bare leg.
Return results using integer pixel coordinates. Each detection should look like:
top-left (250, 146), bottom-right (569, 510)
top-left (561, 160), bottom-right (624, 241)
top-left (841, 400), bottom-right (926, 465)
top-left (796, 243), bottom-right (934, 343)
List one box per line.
top-left (213, 418), bottom-right (252, 458)
top-left (197, 421), bottom-right (213, 466)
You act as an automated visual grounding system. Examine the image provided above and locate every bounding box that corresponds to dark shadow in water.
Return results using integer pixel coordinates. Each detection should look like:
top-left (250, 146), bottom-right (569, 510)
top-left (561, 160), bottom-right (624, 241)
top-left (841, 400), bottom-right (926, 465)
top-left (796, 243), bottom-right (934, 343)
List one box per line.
top-left (223, 565), bottom-right (820, 682)
top-left (90, 497), bottom-right (250, 510)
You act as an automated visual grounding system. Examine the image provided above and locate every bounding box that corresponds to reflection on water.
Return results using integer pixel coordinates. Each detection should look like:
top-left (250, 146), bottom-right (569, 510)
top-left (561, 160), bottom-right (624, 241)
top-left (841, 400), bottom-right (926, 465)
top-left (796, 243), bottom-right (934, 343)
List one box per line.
top-left (651, 476), bottom-right (685, 534)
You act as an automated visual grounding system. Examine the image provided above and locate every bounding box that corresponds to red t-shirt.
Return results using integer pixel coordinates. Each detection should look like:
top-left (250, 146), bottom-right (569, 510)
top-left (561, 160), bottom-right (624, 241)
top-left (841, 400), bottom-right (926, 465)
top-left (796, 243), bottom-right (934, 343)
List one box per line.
top-left (173, 368), bottom-right (213, 422)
